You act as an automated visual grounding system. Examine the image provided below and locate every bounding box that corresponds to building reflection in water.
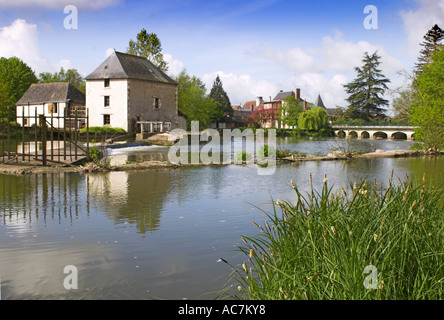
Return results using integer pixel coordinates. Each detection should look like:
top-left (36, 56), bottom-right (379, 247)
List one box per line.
top-left (87, 170), bottom-right (174, 233)
top-left (0, 173), bottom-right (90, 227)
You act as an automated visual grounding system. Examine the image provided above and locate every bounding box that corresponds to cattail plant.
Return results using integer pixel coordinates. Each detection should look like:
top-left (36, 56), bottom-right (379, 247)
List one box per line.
top-left (221, 174), bottom-right (444, 300)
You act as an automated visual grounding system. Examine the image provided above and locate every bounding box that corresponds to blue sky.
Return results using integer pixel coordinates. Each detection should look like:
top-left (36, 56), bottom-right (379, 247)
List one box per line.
top-left (1, 0), bottom-right (443, 110)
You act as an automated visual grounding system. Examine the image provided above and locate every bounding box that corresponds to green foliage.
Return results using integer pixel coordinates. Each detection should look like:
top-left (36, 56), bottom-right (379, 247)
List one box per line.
top-left (38, 67), bottom-right (85, 93)
top-left (225, 175), bottom-right (444, 300)
top-left (209, 75), bottom-right (232, 123)
top-left (298, 107), bottom-right (329, 131)
top-left (235, 152), bottom-right (252, 162)
top-left (257, 145), bottom-right (276, 159)
top-left (127, 28), bottom-right (168, 72)
top-left (409, 48), bottom-right (444, 152)
top-left (175, 70), bottom-right (220, 129)
top-left (415, 24), bottom-right (444, 76)
top-left (279, 96), bottom-right (304, 128)
top-left (0, 57), bottom-right (38, 117)
top-left (80, 126), bottom-right (127, 134)
top-left (409, 142), bottom-right (425, 151)
top-left (392, 89), bottom-right (415, 122)
top-left (343, 51), bottom-right (390, 120)
top-left (89, 146), bottom-right (101, 162)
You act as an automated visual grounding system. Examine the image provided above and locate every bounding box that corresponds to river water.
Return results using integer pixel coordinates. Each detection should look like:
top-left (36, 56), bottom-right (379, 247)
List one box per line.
top-left (0, 137), bottom-right (443, 299)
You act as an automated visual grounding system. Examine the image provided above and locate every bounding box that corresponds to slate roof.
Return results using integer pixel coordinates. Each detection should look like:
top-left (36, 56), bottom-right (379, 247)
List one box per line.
top-left (313, 94), bottom-right (326, 109)
top-left (273, 90), bottom-right (306, 102)
top-left (16, 82), bottom-right (85, 106)
top-left (274, 91), bottom-right (294, 101)
top-left (85, 51), bottom-right (177, 85)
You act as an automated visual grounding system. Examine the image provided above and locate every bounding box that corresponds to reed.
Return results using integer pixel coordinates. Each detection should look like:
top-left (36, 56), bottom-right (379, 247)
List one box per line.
top-left (223, 174), bottom-right (444, 300)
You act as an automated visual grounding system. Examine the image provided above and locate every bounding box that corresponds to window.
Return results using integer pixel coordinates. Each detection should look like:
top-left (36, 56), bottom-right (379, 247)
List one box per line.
top-left (23, 118), bottom-right (28, 126)
top-left (104, 96), bottom-right (110, 107)
top-left (103, 114), bottom-right (111, 126)
top-left (154, 97), bottom-right (160, 109)
top-left (104, 79), bottom-right (110, 87)
top-left (48, 103), bottom-right (58, 114)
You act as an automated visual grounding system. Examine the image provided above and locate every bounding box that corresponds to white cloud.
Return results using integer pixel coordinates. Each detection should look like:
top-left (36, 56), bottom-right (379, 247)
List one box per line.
top-left (164, 53), bottom-right (185, 78)
top-left (201, 71), bottom-right (279, 105)
top-left (0, 0), bottom-right (122, 10)
top-left (321, 36), bottom-right (378, 73)
top-left (260, 43), bottom-right (321, 74)
top-left (322, 35), bottom-right (405, 75)
top-left (294, 73), bottom-right (349, 108)
top-left (253, 32), bottom-right (405, 109)
top-left (399, 0), bottom-right (444, 57)
top-left (0, 19), bottom-right (70, 74)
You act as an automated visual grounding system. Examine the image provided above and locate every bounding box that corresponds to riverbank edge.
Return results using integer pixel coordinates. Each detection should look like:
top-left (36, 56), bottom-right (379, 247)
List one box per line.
top-left (0, 149), bottom-right (440, 176)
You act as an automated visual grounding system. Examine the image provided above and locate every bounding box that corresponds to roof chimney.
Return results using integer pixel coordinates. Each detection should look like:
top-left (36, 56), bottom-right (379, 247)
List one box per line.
top-left (256, 96), bottom-right (263, 107)
top-left (295, 88), bottom-right (301, 100)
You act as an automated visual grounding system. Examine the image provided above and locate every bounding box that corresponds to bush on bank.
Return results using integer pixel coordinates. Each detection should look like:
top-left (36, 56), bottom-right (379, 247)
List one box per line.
top-left (224, 174), bottom-right (443, 300)
top-left (80, 126), bottom-right (127, 134)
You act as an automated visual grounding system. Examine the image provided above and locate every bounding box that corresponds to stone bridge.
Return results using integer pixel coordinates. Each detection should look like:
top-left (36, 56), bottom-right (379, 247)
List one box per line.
top-left (331, 125), bottom-right (415, 140)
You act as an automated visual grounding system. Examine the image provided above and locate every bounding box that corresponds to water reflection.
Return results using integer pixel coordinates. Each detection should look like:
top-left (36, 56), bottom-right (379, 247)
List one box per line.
top-left (0, 150), bottom-right (443, 299)
top-left (87, 171), bottom-right (172, 233)
top-left (0, 173), bottom-right (90, 227)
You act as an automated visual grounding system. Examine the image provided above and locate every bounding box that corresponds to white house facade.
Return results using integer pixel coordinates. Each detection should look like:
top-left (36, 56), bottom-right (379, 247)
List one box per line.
top-left (15, 82), bottom-right (86, 129)
top-left (85, 51), bottom-right (180, 133)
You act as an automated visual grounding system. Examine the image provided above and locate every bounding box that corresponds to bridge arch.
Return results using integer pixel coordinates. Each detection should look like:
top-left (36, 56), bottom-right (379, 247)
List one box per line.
top-left (348, 131), bottom-right (358, 139)
top-left (391, 132), bottom-right (408, 140)
top-left (373, 132), bottom-right (388, 139)
top-left (361, 131), bottom-right (370, 139)
top-left (336, 130), bottom-right (346, 138)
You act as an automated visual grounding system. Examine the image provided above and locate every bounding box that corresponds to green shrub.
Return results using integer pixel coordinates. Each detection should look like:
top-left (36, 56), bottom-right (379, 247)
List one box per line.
top-left (235, 152), bottom-right (252, 162)
top-left (80, 126), bottom-right (127, 134)
top-left (409, 142), bottom-right (425, 151)
top-left (223, 174), bottom-right (444, 300)
top-left (88, 146), bottom-right (101, 163)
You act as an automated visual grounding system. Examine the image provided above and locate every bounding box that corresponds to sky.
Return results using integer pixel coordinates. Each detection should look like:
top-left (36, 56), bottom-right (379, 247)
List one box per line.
top-left (0, 0), bottom-right (443, 112)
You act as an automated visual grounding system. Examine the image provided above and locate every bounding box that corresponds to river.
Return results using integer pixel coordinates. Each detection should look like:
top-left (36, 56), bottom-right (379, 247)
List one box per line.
top-left (0, 137), bottom-right (443, 299)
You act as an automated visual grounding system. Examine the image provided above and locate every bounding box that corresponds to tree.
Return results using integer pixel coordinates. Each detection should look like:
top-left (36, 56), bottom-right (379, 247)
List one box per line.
top-left (392, 89), bottom-right (414, 122)
top-left (127, 28), bottom-right (168, 72)
top-left (343, 51), bottom-right (391, 121)
top-left (298, 107), bottom-right (329, 131)
top-left (414, 24), bottom-right (444, 76)
top-left (278, 95), bottom-right (304, 128)
top-left (175, 70), bottom-right (219, 129)
top-left (0, 57), bottom-right (38, 117)
top-left (38, 67), bottom-right (85, 93)
top-left (409, 48), bottom-right (444, 152)
top-left (248, 107), bottom-right (276, 128)
top-left (208, 75), bottom-right (232, 123)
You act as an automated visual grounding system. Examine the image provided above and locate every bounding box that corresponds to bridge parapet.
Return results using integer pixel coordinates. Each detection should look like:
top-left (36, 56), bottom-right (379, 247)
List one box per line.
top-left (331, 125), bottom-right (415, 130)
top-left (331, 125), bottom-right (416, 140)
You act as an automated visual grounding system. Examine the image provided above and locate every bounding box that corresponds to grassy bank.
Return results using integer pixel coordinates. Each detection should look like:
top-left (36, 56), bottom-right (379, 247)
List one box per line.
top-left (224, 174), bottom-right (443, 300)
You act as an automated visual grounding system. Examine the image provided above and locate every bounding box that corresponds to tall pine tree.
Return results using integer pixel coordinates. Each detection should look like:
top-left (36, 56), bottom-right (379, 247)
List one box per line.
top-left (209, 75), bottom-right (232, 123)
top-left (414, 24), bottom-right (444, 76)
top-left (343, 51), bottom-right (390, 121)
